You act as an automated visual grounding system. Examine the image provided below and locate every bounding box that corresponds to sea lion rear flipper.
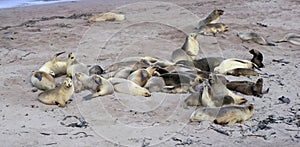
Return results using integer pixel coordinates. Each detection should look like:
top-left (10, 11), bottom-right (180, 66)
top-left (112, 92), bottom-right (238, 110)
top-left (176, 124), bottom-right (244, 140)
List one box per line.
top-left (83, 94), bottom-right (96, 101)
top-left (51, 51), bottom-right (65, 62)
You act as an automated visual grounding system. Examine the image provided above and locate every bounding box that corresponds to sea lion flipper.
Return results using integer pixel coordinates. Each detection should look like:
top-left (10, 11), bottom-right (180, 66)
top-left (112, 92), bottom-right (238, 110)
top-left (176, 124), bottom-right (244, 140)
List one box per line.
top-left (94, 76), bottom-right (103, 86)
top-left (51, 51), bottom-right (65, 62)
top-left (34, 72), bottom-right (43, 81)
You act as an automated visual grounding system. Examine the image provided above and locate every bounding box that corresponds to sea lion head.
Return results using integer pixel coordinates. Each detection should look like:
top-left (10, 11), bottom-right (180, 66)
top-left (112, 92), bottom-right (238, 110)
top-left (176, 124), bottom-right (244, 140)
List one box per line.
top-left (63, 77), bottom-right (73, 88)
top-left (214, 9), bottom-right (224, 16)
top-left (189, 33), bottom-right (197, 40)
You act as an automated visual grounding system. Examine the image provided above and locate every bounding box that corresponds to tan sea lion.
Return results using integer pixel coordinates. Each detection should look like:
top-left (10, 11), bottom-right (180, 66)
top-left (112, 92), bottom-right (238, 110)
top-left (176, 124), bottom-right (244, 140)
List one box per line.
top-left (108, 78), bottom-right (151, 97)
top-left (39, 51), bottom-right (67, 77)
top-left (75, 73), bottom-right (114, 97)
top-left (196, 9), bottom-right (224, 29)
top-left (127, 67), bottom-right (154, 87)
top-left (201, 80), bottom-right (234, 107)
top-left (120, 56), bottom-right (159, 64)
top-left (249, 49), bottom-right (264, 68)
top-left (198, 23), bottom-right (228, 36)
top-left (201, 74), bottom-right (247, 107)
top-left (190, 104), bottom-right (254, 125)
top-left (66, 53), bottom-right (89, 77)
top-left (181, 33), bottom-right (200, 60)
top-left (172, 48), bottom-right (194, 63)
top-left (184, 92), bottom-right (202, 107)
top-left (88, 12), bottom-right (125, 23)
top-left (31, 71), bottom-right (56, 91)
top-left (237, 32), bottom-right (276, 46)
top-left (38, 77), bottom-right (74, 107)
top-left (214, 58), bottom-right (259, 74)
top-left (275, 33), bottom-right (300, 46)
top-left (172, 33), bottom-right (199, 62)
top-left (226, 78), bottom-right (263, 97)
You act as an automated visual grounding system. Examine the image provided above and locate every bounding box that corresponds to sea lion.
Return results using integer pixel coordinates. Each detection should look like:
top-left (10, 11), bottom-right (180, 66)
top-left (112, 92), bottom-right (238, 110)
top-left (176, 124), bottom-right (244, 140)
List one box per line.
top-left (88, 12), bottom-right (125, 23)
top-left (181, 33), bottom-right (200, 60)
top-left (160, 72), bottom-right (195, 87)
top-left (190, 104), bottom-right (254, 125)
top-left (31, 71), bottom-right (56, 91)
top-left (184, 92), bottom-right (202, 107)
top-left (193, 57), bottom-right (224, 72)
top-left (38, 77), bottom-right (74, 107)
top-left (172, 33), bottom-right (199, 62)
top-left (249, 49), bottom-right (264, 68)
top-left (226, 68), bottom-right (259, 76)
top-left (39, 51), bottom-right (67, 77)
top-left (108, 78), bottom-right (151, 97)
top-left (201, 80), bottom-right (235, 107)
top-left (214, 58), bottom-right (259, 74)
top-left (226, 78), bottom-right (263, 97)
top-left (66, 53), bottom-right (89, 77)
top-left (127, 66), bottom-right (156, 87)
top-left (237, 32), bottom-right (276, 46)
top-left (75, 73), bottom-right (114, 97)
top-left (196, 9), bottom-right (224, 29)
top-left (113, 67), bottom-right (134, 79)
top-left (201, 74), bottom-right (247, 107)
top-left (197, 23), bottom-right (228, 36)
top-left (89, 65), bottom-right (105, 75)
top-left (120, 56), bottom-right (159, 64)
top-left (144, 76), bottom-right (166, 92)
top-left (275, 33), bottom-right (300, 46)
top-left (106, 60), bottom-right (148, 72)
top-left (172, 47), bottom-right (193, 63)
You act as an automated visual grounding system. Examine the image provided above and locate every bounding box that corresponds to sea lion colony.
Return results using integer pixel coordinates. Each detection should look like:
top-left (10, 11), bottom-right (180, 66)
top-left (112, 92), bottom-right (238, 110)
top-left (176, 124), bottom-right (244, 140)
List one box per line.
top-left (30, 10), bottom-right (296, 125)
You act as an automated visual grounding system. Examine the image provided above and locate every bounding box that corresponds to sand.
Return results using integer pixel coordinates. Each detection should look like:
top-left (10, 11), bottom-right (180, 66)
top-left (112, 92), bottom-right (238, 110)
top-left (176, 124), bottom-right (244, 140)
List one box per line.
top-left (0, 0), bottom-right (299, 146)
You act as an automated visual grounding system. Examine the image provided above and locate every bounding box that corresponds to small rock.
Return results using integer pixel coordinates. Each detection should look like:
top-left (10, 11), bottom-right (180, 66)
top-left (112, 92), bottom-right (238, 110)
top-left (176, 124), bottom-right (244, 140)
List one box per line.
top-left (31, 88), bottom-right (38, 93)
top-left (278, 96), bottom-right (290, 104)
top-left (295, 111), bottom-right (300, 119)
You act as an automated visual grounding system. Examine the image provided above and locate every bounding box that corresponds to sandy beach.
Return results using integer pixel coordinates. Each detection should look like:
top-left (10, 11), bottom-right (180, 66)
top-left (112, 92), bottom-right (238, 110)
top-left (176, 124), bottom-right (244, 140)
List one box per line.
top-left (0, 0), bottom-right (299, 146)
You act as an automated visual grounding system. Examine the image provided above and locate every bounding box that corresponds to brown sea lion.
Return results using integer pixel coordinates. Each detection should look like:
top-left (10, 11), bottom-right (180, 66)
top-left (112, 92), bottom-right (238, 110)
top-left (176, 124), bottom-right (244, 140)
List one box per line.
top-left (226, 78), bottom-right (263, 97)
top-left (249, 49), bottom-right (264, 68)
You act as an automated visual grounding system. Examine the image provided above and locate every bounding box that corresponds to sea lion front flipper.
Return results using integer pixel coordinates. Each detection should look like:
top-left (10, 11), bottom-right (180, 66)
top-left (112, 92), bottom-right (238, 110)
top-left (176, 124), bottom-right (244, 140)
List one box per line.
top-left (34, 72), bottom-right (43, 81)
top-left (93, 76), bottom-right (103, 86)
